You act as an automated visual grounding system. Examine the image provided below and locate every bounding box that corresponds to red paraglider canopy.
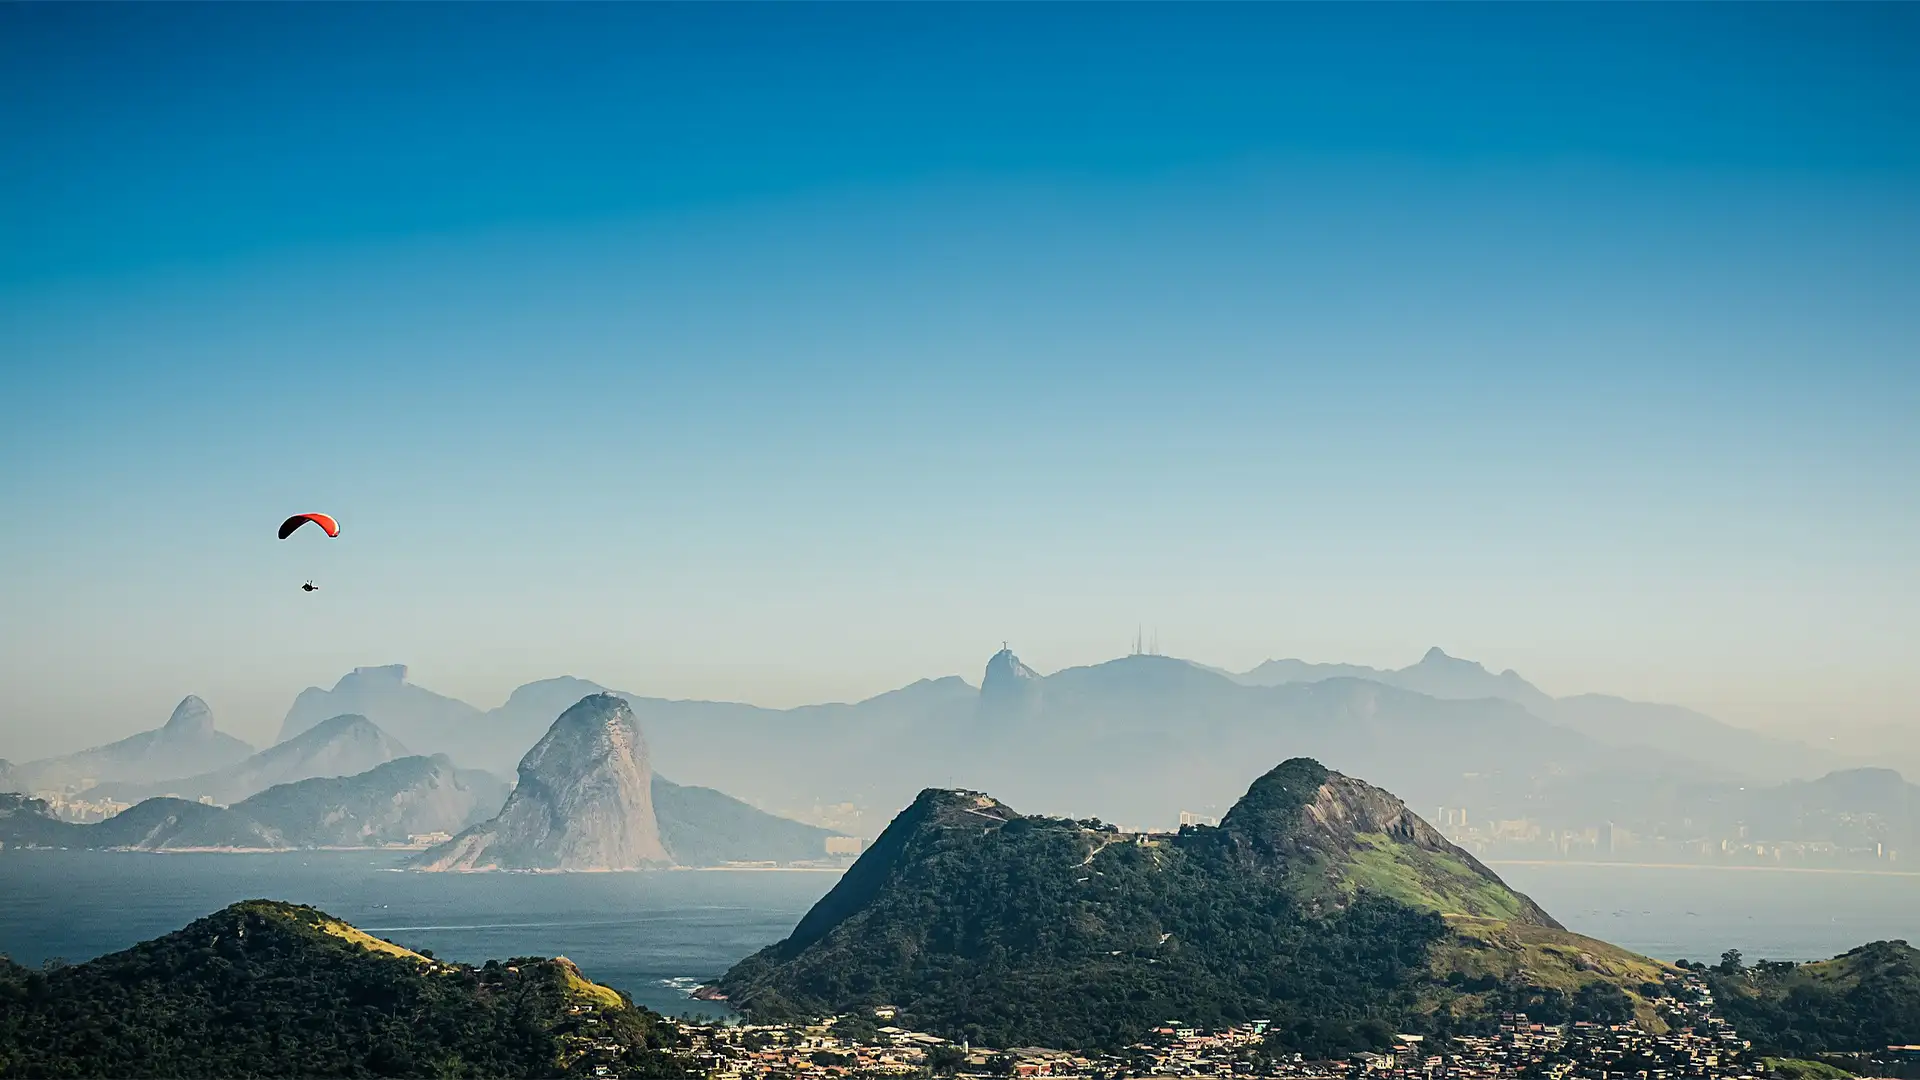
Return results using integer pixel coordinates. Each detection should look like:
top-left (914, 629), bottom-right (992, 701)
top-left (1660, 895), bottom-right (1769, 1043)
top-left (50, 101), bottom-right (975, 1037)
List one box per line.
top-left (278, 513), bottom-right (340, 540)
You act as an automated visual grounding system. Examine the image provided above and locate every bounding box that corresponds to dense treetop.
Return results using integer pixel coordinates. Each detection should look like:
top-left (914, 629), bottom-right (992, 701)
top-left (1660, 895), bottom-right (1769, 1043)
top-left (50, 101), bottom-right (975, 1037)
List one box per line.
top-left (1699, 940), bottom-right (1920, 1056)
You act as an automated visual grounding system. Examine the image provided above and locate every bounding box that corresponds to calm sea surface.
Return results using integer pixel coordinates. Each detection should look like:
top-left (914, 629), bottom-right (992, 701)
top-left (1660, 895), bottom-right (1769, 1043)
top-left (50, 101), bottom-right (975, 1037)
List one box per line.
top-left (0, 850), bottom-right (836, 1018)
top-left (1490, 861), bottom-right (1920, 963)
top-left (3, 851), bottom-right (1916, 1017)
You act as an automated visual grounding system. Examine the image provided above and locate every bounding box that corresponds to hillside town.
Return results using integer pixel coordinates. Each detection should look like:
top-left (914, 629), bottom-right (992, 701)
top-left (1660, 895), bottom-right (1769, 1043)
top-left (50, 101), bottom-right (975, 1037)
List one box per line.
top-left (648, 969), bottom-right (1912, 1080)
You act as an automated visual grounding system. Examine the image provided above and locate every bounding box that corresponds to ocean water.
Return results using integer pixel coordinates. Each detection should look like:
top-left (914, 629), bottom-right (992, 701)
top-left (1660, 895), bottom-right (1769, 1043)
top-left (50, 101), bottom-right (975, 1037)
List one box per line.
top-left (1490, 861), bottom-right (1920, 963)
top-left (0, 849), bottom-right (838, 1018)
top-left (3, 851), bottom-right (1917, 1018)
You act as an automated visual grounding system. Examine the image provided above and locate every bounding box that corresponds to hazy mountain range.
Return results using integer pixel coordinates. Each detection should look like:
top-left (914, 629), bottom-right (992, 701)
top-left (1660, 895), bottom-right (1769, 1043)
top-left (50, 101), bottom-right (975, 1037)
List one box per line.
top-left (411, 694), bottom-right (843, 871)
top-left (258, 652), bottom-right (1839, 804)
top-left (0, 752), bottom-right (505, 850)
top-left (1231, 647), bottom-right (1835, 784)
top-left (2, 695), bottom-right (847, 866)
top-left (88, 713), bottom-right (412, 806)
top-left (2, 696), bottom-right (255, 791)
top-left (4, 646), bottom-right (1869, 839)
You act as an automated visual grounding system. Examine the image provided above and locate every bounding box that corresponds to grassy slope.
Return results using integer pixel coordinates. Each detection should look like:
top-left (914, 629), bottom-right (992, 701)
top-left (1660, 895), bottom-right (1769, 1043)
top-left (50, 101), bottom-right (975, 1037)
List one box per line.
top-left (1338, 832), bottom-right (1537, 922)
top-left (312, 909), bottom-right (632, 1013)
top-left (557, 957), bottom-right (630, 1010)
top-left (1764, 1058), bottom-right (1857, 1079)
top-left (301, 904), bottom-right (636, 1016)
top-left (1429, 916), bottom-right (1674, 1030)
top-left (313, 913), bottom-right (434, 961)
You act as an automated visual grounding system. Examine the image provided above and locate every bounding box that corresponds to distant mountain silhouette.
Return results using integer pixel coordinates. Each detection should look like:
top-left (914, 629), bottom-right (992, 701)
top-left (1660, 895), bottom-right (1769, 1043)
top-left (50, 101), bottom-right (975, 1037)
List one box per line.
top-left (0, 754), bottom-right (507, 851)
top-left (1715, 767), bottom-right (1918, 852)
top-left (478, 649), bottom-right (1702, 832)
top-left (1241, 647), bottom-right (1553, 711)
top-left (276, 665), bottom-right (483, 749)
top-left (4, 696), bottom-right (255, 792)
top-left (231, 754), bottom-right (510, 846)
top-left (468, 675), bottom-right (619, 772)
top-left (0, 792), bottom-right (267, 849)
top-left (412, 694), bottom-right (845, 871)
top-left (652, 777), bottom-right (844, 866)
top-left (1235, 647), bottom-right (1834, 782)
top-left (167, 648), bottom-right (1852, 838)
top-left (91, 714), bottom-right (412, 805)
top-left (978, 644), bottom-right (1042, 715)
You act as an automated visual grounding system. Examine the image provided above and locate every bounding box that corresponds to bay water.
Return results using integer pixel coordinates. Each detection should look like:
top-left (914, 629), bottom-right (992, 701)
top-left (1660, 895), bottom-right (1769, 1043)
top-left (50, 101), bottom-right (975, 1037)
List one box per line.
top-left (3, 850), bottom-right (1915, 1018)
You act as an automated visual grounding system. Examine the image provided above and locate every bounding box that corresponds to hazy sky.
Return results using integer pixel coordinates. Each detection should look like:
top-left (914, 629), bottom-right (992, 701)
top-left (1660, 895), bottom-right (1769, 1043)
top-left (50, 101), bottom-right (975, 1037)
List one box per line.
top-left (2, 5), bottom-right (1916, 756)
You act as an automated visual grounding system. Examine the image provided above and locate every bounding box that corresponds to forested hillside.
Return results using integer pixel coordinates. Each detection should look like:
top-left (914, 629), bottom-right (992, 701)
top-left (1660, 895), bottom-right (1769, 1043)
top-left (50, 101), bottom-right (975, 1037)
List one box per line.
top-left (0, 900), bottom-right (688, 1078)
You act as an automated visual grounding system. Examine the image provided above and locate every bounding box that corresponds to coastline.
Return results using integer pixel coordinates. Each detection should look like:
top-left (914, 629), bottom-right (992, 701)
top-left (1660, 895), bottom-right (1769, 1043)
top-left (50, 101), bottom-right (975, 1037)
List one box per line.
top-left (0, 844), bottom-right (432, 855)
top-left (686, 865), bottom-right (849, 873)
top-left (1488, 859), bottom-right (1920, 878)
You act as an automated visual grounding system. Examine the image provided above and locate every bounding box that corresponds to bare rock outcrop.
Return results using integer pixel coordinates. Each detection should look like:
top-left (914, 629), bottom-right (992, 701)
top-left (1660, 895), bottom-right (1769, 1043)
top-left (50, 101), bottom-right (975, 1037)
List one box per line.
top-left (410, 694), bottom-right (670, 871)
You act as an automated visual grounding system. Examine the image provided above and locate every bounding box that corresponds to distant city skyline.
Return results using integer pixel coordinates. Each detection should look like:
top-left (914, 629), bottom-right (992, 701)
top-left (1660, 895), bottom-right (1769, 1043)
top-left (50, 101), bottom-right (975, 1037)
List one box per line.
top-left (2, 4), bottom-right (1915, 755)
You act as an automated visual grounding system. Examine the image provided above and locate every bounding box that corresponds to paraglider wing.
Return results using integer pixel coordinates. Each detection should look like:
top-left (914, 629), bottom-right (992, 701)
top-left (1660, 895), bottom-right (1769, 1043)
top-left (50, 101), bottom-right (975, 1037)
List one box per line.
top-left (278, 513), bottom-right (341, 540)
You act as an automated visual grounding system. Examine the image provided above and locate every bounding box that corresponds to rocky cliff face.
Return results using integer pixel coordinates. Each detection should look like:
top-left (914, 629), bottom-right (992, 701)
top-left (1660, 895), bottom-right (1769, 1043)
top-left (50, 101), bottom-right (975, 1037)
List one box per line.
top-left (410, 694), bottom-right (670, 871)
top-left (1215, 759), bottom-right (1562, 927)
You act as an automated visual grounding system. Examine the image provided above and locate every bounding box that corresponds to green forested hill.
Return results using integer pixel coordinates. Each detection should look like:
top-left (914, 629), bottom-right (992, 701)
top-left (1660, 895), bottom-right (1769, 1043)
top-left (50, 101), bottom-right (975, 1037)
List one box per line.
top-left (0, 900), bottom-right (687, 1079)
top-left (1704, 941), bottom-right (1920, 1055)
top-left (717, 758), bottom-right (1666, 1053)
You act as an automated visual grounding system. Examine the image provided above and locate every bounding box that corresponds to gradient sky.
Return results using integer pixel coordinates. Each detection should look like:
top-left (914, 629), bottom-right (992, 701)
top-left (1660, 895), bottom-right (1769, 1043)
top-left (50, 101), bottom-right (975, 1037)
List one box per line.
top-left (2, 4), bottom-right (1916, 756)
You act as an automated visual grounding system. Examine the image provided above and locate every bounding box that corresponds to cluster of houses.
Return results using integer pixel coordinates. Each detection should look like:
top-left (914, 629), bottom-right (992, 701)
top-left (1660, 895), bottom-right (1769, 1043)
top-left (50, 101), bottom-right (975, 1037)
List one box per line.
top-left (624, 970), bottom-right (1885, 1080)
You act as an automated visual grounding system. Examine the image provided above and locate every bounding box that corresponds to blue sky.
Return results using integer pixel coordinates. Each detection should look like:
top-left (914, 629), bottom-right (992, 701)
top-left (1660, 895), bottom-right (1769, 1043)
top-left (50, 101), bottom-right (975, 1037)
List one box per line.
top-left (2, 4), bottom-right (1916, 754)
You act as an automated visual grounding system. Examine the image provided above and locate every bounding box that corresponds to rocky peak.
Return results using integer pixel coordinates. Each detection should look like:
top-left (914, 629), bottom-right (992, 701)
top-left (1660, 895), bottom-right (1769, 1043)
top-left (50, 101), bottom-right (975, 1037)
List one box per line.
top-left (162, 695), bottom-right (215, 737)
top-left (518, 694), bottom-right (645, 781)
top-left (1417, 646), bottom-right (1480, 671)
top-left (908, 787), bottom-right (1019, 830)
top-left (343, 664), bottom-right (409, 687)
top-left (979, 646), bottom-right (1041, 709)
top-left (300, 713), bottom-right (400, 747)
top-left (501, 676), bottom-right (610, 711)
top-left (409, 694), bottom-right (669, 871)
top-left (1215, 757), bottom-right (1561, 927)
top-left (1296, 773), bottom-right (1456, 851)
top-left (1219, 757), bottom-right (1454, 855)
